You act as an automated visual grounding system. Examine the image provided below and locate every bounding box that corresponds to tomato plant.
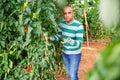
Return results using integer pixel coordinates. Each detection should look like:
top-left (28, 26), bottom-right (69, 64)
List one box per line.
top-left (0, 0), bottom-right (65, 80)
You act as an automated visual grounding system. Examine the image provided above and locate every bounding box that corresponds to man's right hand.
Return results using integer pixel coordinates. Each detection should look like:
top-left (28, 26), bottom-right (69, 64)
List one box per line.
top-left (48, 37), bottom-right (53, 41)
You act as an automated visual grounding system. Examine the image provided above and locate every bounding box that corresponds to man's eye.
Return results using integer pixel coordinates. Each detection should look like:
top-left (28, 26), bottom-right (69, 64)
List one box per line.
top-left (68, 12), bottom-right (71, 14)
top-left (64, 13), bottom-right (67, 14)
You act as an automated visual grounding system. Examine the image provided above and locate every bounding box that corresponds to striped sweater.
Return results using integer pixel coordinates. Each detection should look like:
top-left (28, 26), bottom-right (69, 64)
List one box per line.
top-left (51, 20), bottom-right (84, 54)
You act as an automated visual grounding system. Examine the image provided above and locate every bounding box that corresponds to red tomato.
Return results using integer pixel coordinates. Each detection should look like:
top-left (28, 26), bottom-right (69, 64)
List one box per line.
top-left (26, 67), bottom-right (30, 73)
top-left (29, 64), bottom-right (32, 69)
top-left (24, 25), bottom-right (28, 32)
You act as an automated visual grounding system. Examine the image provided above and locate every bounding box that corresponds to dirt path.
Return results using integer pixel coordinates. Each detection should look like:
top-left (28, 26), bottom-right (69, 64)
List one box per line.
top-left (56, 39), bottom-right (111, 80)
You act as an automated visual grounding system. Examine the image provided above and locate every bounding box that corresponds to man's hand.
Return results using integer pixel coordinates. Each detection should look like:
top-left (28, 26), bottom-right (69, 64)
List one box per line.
top-left (61, 38), bottom-right (74, 44)
top-left (48, 37), bottom-right (54, 41)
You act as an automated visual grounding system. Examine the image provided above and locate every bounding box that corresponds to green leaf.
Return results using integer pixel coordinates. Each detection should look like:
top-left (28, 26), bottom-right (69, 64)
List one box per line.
top-left (0, 40), bottom-right (5, 48)
top-left (18, 15), bottom-right (23, 25)
top-left (9, 59), bottom-right (13, 68)
top-left (26, 7), bottom-right (31, 16)
top-left (24, 18), bottom-right (30, 25)
top-left (0, 22), bottom-right (4, 32)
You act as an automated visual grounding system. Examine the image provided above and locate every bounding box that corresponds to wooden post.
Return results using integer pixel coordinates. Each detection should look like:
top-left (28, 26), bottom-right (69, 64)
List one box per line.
top-left (83, 9), bottom-right (89, 47)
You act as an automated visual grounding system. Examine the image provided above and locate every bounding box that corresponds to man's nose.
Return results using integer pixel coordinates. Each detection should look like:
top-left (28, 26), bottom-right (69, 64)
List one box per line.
top-left (66, 13), bottom-right (69, 17)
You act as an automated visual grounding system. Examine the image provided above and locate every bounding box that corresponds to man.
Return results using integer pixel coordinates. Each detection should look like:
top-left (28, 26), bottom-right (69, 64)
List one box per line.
top-left (49, 6), bottom-right (84, 80)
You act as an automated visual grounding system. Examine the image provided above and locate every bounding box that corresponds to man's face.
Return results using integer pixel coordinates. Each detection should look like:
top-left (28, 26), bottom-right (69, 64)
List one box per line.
top-left (63, 7), bottom-right (74, 23)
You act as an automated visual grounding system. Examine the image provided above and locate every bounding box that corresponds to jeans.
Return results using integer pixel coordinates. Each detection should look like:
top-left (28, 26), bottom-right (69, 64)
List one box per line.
top-left (62, 53), bottom-right (82, 80)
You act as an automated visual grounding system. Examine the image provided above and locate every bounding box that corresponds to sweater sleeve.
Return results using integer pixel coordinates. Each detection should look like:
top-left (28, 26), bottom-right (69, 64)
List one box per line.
top-left (50, 27), bottom-right (62, 41)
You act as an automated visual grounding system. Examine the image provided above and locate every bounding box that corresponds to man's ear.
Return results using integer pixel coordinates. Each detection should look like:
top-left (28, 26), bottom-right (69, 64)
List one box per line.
top-left (72, 12), bottom-right (74, 16)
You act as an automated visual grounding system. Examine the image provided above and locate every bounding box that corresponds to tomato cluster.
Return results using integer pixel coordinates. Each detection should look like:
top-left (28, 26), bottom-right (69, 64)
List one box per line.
top-left (25, 64), bottom-right (32, 73)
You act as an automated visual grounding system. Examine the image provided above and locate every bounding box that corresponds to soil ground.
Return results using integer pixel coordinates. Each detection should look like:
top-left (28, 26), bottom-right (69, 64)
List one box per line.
top-left (56, 38), bottom-right (111, 80)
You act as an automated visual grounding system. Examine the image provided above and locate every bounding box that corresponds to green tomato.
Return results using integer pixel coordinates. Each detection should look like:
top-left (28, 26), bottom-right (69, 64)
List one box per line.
top-left (23, 2), bottom-right (28, 8)
top-left (32, 13), bottom-right (38, 18)
top-left (0, 53), bottom-right (3, 57)
top-left (9, 51), bottom-right (14, 55)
